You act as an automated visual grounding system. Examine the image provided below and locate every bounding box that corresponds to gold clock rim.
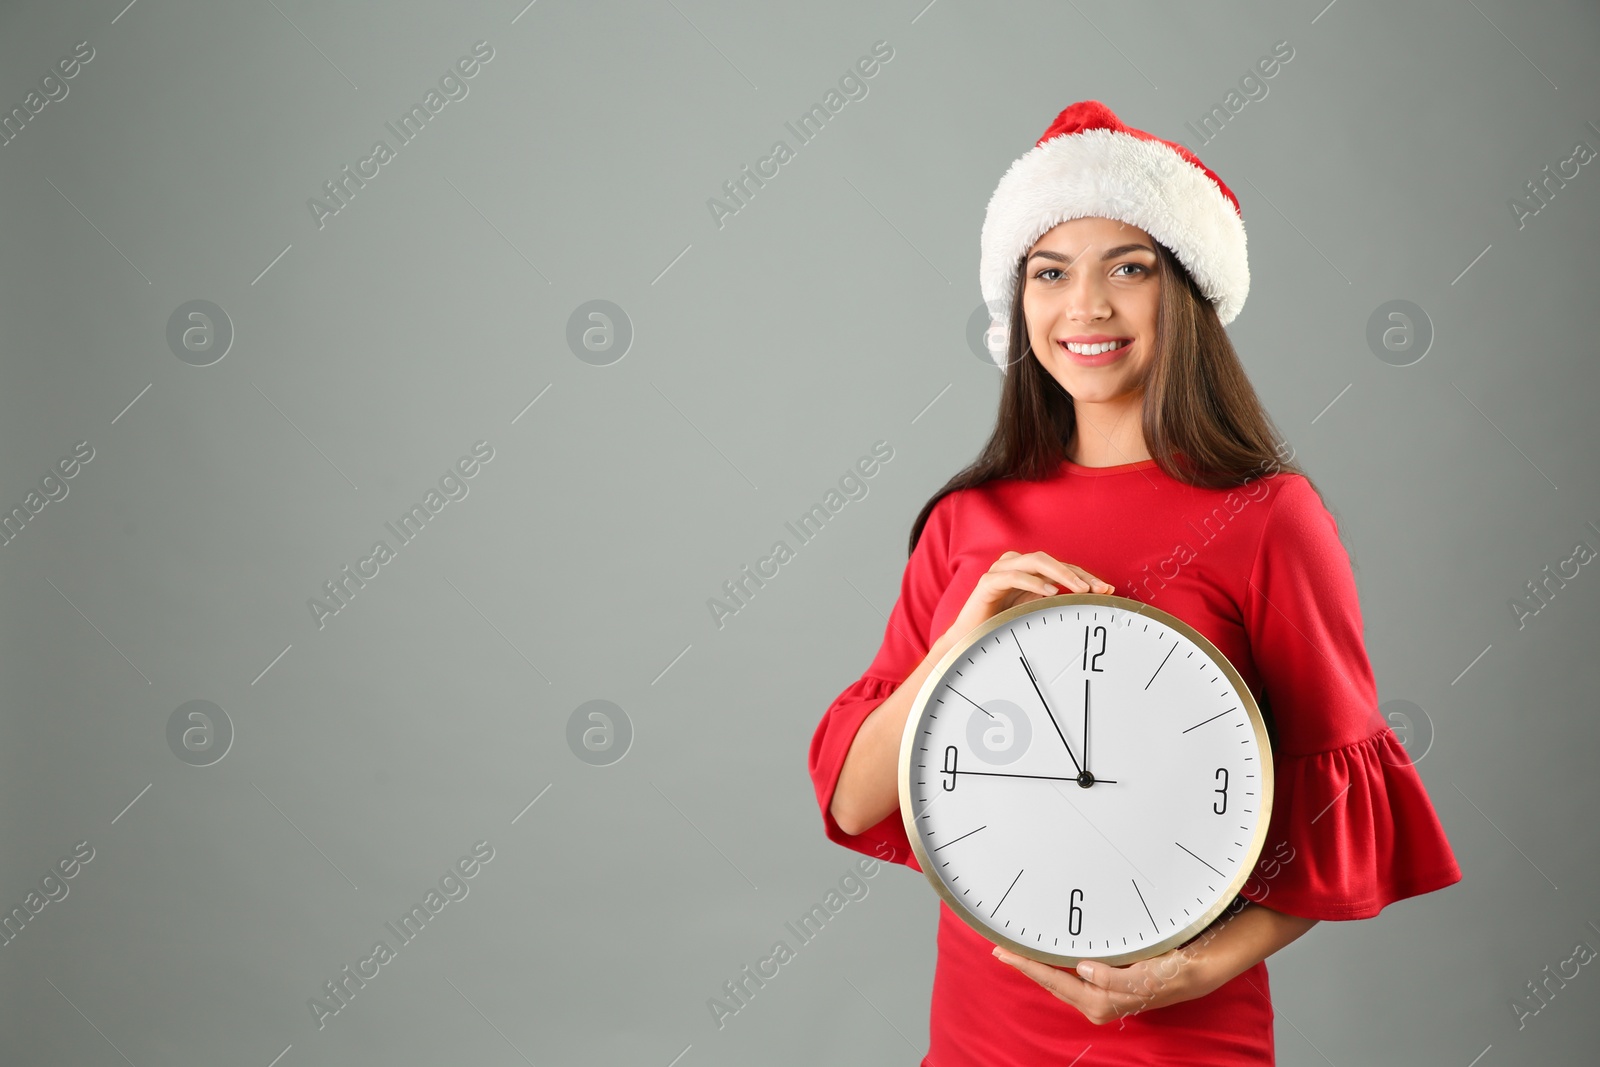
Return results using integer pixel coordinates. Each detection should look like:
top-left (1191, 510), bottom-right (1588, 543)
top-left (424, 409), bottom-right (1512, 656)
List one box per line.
top-left (896, 591), bottom-right (1275, 969)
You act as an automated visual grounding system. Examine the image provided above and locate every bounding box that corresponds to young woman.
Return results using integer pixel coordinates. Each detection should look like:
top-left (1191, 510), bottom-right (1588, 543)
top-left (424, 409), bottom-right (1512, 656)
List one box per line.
top-left (807, 101), bottom-right (1462, 1065)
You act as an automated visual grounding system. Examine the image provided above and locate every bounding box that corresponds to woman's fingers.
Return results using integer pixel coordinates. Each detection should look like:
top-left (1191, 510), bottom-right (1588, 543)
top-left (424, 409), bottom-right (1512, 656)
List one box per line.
top-left (991, 948), bottom-right (1112, 1023)
top-left (992, 944), bottom-right (1202, 1026)
top-left (977, 567), bottom-right (1058, 599)
top-left (1074, 566), bottom-right (1115, 594)
top-left (988, 551), bottom-right (1115, 595)
top-left (942, 551), bottom-right (1119, 649)
top-left (992, 947), bottom-right (1077, 998)
top-left (1074, 956), bottom-right (1155, 998)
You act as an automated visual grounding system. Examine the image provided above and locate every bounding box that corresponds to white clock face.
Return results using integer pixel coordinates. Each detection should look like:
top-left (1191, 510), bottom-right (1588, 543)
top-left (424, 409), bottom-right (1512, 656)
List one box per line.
top-left (899, 595), bottom-right (1272, 966)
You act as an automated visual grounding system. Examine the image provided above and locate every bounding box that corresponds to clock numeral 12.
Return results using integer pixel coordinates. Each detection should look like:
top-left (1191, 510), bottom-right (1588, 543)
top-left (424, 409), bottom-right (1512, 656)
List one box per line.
top-left (1081, 625), bottom-right (1107, 672)
top-left (1213, 766), bottom-right (1229, 814)
top-left (942, 745), bottom-right (959, 791)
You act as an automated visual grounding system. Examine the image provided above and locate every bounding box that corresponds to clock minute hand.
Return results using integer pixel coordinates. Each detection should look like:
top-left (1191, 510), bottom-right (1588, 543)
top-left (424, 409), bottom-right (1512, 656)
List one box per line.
top-left (1015, 644), bottom-right (1083, 777)
top-left (960, 769), bottom-right (1119, 784)
top-left (1083, 677), bottom-right (1090, 778)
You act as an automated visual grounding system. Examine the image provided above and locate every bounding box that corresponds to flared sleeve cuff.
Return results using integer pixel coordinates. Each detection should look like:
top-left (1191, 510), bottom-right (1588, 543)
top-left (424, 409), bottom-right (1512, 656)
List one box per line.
top-left (807, 674), bottom-right (922, 872)
top-left (1238, 727), bottom-right (1463, 920)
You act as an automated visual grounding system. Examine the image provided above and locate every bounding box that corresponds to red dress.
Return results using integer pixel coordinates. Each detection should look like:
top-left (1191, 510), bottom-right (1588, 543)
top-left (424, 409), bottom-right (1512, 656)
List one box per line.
top-left (807, 456), bottom-right (1463, 1065)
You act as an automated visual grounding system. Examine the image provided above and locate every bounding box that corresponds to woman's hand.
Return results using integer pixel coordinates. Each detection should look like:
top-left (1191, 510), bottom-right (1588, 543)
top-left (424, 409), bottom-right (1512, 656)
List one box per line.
top-left (990, 942), bottom-right (1214, 1026)
top-left (940, 550), bottom-right (1115, 647)
top-left (990, 900), bottom-right (1319, 1026)
top-left (827, 549), bottom-right (1109, 837)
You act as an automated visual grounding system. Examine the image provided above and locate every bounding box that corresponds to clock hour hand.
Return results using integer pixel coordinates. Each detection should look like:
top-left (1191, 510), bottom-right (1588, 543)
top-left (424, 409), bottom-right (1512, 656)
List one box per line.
top-left (1013, 634), bottom-right (1083, 777)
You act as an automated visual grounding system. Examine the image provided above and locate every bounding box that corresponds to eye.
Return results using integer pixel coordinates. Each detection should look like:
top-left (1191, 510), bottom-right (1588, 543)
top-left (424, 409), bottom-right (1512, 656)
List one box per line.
top-left (1033, 263), bottom-right (1150, 283)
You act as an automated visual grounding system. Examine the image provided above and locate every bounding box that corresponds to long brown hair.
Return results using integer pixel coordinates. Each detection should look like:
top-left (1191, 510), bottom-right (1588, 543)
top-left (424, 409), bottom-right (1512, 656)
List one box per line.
top-left (908, 238), bottom-right (1317, 555)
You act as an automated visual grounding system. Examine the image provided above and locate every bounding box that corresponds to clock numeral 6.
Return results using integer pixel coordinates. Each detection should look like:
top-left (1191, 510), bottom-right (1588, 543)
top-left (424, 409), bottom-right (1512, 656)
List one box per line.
top-left (1213, 767), bottom-right (1229, 814)
top-left (942, 745), bottom-right (959, 791)
top-left (1068, 887), bottom-right (1084, 936)
top-left (1081, 624), bottom-right (1107, 672)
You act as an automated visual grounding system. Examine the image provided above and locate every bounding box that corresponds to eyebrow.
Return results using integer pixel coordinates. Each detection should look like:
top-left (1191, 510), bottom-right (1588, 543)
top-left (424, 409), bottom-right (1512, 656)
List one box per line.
top-left (1027, 243), bottom-right (1156, 265)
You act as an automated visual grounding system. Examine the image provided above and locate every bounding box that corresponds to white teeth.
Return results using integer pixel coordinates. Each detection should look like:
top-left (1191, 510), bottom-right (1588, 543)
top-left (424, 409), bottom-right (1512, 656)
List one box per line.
top-left (1064, 340), bottom-right (1129, 355)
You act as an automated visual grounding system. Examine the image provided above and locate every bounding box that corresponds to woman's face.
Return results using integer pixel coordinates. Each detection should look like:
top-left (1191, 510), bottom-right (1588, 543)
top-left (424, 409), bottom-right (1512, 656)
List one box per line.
top-left (1021, 216), bottom-right (1161, 406)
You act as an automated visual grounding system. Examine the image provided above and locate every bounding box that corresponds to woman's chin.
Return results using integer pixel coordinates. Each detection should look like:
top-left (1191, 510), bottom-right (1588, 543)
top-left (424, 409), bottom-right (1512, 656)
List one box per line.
top-left (1059, 380), bottom-right (1137, 406)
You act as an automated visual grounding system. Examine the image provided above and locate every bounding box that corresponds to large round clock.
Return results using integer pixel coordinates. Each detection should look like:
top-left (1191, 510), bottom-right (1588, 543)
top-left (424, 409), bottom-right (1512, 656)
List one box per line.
top-left (897, 592), bottom-right (1273, 967)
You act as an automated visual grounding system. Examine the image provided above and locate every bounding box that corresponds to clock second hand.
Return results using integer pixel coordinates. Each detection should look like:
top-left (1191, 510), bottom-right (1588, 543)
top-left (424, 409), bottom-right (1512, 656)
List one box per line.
top-left (1013, 632), bottom-right (1083, 777)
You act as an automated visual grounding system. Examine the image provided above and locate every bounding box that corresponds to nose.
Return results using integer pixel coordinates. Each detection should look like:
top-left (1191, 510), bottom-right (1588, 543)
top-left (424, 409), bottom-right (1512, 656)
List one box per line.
top-left (1061, 264), bottom-right (1111, 322)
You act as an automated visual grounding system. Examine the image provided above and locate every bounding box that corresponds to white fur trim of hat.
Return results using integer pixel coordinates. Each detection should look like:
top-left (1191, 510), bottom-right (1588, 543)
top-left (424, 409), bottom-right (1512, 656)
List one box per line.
top-left (978, 100), bottom-right (1250, 370)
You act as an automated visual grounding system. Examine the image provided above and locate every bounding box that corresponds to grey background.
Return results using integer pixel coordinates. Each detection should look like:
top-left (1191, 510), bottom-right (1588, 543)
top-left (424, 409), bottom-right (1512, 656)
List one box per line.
top-left (1, 0), bottom-right (1596, 1064)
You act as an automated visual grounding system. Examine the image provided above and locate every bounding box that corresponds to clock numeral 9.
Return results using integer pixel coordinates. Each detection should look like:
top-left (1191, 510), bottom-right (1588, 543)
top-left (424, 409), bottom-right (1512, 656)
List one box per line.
top-left (942, 745), bottom-right (959, 791)
top-left (1081, 624), bottom-right (1107, 672)
top-left (1213, 767), bottom-right (1229, 814)
top-left (1068, 887), bottom-right (1084, 936)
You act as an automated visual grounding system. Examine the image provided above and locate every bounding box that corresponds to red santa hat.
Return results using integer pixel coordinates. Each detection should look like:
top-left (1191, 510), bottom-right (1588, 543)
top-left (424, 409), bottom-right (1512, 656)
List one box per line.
top-left (978, 100), bottom-right (1250, 369)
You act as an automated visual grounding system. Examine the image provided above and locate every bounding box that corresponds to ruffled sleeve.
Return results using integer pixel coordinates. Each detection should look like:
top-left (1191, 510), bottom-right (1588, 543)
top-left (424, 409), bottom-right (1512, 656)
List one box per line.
top-left (1237, 476), bottom-right (1463, 920)
top-left (806, 492), bottom-right (960, 873)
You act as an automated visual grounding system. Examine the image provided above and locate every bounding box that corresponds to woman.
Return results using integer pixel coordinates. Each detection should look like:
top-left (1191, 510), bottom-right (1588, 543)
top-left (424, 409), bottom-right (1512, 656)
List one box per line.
top-left (807, 101), bottom-right (1462, 1065)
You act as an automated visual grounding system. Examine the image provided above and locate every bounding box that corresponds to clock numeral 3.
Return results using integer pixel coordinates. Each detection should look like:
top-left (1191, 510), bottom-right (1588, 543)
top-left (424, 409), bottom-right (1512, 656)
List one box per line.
top-left (942, 745), bottom-right (959, 791)
top-left (1068, 887), bottom-right (1084, 936)
top-left (1213, 766), bottom-right (1229, 814)
top-left (1081, 625), bottom-right (1107, 672)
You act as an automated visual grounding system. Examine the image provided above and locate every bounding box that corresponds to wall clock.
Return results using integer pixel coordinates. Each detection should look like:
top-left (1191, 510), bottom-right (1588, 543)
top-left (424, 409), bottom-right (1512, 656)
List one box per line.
top-left (897, 592), bottom-right (1273, 967)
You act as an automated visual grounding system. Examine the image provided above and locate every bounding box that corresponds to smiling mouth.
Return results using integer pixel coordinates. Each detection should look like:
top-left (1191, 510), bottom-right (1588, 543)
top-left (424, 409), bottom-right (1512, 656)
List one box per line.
top-left (1061, 339), bottom-right (1132, 355)
top-left (1058, 339), bottom-right (1133, 365)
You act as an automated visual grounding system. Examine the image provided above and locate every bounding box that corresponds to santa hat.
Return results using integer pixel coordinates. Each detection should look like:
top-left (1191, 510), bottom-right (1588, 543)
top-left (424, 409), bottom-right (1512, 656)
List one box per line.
top-left (978, 100), bottom-right (1250, 369)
